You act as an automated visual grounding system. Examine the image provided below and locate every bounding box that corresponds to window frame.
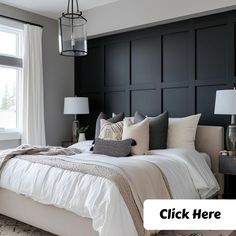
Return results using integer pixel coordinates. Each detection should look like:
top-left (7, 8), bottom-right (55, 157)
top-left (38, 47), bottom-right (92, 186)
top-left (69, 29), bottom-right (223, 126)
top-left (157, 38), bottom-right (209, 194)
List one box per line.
top-left (0, 23), bottom-right (23, 137)
top-left (0, 24), bottom-right (23, 66)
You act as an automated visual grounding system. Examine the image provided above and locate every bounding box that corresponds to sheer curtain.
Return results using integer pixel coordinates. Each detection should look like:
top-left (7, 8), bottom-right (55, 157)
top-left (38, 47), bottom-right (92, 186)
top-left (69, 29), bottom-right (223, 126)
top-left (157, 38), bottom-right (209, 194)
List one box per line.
top-left (22, 24), bottom-right (46, 145)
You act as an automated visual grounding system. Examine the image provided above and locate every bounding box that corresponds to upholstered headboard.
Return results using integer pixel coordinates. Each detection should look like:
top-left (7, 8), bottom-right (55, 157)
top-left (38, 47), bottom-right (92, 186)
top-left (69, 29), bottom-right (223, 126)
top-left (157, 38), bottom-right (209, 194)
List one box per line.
top-left (195, 125), bottom-right (224, 196)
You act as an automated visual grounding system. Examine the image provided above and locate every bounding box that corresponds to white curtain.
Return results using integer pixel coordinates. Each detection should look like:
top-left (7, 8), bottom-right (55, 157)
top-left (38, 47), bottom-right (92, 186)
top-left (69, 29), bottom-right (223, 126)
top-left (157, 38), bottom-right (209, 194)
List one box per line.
top-left (22, 24), bottom-right (46, 145)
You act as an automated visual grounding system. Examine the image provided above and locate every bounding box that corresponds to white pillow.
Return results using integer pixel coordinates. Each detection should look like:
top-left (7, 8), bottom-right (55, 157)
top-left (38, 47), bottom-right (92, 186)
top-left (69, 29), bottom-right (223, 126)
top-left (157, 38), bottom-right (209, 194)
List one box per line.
top-left (167, 114), bottom-right (201, 150)
top-left (69, 140), bottom-right (93, 153)
top-left (122, 118), bottom-right (149, 155)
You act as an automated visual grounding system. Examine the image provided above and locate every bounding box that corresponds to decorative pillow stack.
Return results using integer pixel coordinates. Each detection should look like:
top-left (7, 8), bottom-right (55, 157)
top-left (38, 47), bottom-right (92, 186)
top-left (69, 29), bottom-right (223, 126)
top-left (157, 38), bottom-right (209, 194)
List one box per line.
top-left (93, 112), bottom-right (129, 157)
top-left (93, 111), bottom-right (201, 157)
top-left (94, 112), bottom-right (151, 156)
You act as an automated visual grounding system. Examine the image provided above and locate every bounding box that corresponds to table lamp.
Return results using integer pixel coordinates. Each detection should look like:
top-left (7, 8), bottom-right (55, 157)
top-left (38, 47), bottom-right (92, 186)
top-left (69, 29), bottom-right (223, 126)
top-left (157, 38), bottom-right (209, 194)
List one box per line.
top-left (64, 97), bottom-right (89, 142)
top-left (215, 89), bottom-right (236, 154)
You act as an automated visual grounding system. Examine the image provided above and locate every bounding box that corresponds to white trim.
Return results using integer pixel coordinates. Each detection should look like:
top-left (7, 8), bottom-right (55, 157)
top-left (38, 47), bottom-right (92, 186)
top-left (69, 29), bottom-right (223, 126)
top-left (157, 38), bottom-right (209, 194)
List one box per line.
top-left (0, 131), bottom-right (21, 141)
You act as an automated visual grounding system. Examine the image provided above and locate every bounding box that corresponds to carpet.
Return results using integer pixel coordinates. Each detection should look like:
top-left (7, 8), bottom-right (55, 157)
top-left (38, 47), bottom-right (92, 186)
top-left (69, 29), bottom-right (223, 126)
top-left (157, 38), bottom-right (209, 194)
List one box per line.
top-left (0, 214), bottom-right (234, 236)
top-left (0, 214), bottom-right (54, 236)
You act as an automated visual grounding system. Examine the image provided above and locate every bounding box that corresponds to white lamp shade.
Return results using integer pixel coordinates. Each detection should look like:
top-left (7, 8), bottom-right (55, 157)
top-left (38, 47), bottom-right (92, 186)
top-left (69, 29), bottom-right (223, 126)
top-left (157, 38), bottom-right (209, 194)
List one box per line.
top-left (214, 90), bottom-right (236, 115)
top-left (64, 97), bottom-right (89, 115)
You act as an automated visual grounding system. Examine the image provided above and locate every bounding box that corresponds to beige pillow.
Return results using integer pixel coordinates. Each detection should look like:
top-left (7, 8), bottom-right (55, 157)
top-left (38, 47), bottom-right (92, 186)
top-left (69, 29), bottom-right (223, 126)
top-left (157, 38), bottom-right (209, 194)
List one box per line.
top-left (99, 119), bottom-right (123, 140)
top-left (167, 114), bottom-right (201, 150)
top-left (122, 118), bottom-right (149, 155)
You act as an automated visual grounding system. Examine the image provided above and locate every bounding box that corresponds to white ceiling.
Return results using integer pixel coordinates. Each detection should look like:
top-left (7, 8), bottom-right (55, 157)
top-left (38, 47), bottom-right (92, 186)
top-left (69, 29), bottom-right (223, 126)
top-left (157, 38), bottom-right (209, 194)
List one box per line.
top-left (0, 0), bottom-right (119, 19)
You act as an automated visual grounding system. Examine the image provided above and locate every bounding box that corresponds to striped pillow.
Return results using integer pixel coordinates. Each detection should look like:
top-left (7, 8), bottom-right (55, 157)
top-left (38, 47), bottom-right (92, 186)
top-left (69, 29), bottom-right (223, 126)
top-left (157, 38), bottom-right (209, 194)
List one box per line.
top-left (99, 119), bottom-right (123, 140)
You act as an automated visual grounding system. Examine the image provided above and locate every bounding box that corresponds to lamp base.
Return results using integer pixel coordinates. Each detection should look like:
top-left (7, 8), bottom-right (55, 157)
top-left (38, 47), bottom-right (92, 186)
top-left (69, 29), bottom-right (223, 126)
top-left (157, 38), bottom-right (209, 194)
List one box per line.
top-left (72, 120), bottom-right (80, 143)
top-left (226, 124), bottom-right (236, 153)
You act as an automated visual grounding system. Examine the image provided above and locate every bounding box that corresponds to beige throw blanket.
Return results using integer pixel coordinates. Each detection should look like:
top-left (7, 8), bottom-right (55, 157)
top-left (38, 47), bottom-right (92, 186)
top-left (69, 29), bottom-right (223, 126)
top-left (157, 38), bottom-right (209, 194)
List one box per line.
top-left (0, 145), bottom-right (172, 236)
top-left (0, 145), bottom-right (81, 168)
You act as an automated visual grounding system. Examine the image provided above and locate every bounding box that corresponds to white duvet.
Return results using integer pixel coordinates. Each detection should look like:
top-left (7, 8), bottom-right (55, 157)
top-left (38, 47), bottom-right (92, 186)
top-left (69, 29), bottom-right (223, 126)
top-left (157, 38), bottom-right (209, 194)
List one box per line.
top-left (0, 141), bottom-right (219, 236)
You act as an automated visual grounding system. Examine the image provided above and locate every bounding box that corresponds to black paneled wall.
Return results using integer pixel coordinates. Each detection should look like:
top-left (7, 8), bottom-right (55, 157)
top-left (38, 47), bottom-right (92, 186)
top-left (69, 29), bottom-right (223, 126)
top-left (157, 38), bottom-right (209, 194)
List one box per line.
top-left (75, 11), bottom-right (236, 139)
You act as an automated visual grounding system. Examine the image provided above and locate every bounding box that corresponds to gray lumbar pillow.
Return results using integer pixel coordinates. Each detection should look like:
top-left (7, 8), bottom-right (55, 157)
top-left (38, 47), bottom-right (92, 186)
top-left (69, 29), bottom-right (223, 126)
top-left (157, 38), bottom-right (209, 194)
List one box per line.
top-left (93, 138), bottom-right (133, 157)
top-left (134, 111), bottom-right (169, 150)
top-left (95, 112), bottom-right (125, 139)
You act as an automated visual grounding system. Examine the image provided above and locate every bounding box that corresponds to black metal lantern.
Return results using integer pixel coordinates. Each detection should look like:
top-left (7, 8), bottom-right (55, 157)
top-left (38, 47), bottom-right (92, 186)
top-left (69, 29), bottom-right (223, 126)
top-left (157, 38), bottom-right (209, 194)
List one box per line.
top-left (58, 0), bottom-right (87, 57)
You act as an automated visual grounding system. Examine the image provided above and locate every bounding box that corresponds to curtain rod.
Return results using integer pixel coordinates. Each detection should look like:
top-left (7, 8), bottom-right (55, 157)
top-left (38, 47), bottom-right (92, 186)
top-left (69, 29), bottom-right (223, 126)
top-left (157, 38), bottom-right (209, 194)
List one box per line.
top-left (0, 14), bottom-right (44, 28)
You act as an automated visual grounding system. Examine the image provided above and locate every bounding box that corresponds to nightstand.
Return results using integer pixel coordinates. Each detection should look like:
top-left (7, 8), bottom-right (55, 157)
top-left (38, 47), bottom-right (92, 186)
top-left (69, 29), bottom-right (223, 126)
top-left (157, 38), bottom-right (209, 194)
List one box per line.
top-left (61, 141), bottom-right (76, 148)
top-left (219, 155), bottom-right (236, 199)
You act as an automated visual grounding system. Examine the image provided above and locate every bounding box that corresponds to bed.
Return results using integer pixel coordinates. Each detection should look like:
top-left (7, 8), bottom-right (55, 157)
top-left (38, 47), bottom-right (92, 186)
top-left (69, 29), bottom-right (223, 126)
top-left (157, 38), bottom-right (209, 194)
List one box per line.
top-left (0, 125), bottom-right (224, 236)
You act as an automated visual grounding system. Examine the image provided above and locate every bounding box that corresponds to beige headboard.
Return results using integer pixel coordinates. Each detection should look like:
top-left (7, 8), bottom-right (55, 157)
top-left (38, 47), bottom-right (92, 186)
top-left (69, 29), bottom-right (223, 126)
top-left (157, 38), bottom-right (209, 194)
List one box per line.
top-left (195, 125), bottom-right (224, 195)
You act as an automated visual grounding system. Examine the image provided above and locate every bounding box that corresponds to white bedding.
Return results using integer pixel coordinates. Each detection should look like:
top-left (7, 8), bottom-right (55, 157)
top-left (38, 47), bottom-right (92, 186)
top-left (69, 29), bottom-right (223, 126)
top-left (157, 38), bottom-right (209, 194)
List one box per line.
top-left (0, 141), bottom-right (219, 236)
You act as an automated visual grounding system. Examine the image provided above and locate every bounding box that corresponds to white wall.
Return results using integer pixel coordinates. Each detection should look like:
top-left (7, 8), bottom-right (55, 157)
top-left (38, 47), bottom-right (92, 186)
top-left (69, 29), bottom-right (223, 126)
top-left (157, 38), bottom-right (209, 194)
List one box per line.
top-left (0, 3), bottom-right (74, 148)
top-left (84, 0), bottom-right (236, 38)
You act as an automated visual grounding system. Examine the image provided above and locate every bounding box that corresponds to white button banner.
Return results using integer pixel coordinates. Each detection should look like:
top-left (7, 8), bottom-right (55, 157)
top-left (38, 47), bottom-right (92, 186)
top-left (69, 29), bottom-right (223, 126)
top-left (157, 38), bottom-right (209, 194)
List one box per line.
top-left (144, 199), bottom-right (236, 230)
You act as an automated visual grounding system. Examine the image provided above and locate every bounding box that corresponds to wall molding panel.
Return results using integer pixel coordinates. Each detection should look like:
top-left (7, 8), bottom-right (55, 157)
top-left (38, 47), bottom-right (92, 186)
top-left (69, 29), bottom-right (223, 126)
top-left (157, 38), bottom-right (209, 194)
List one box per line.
top-left (75, 10), bottom-right (235, 138)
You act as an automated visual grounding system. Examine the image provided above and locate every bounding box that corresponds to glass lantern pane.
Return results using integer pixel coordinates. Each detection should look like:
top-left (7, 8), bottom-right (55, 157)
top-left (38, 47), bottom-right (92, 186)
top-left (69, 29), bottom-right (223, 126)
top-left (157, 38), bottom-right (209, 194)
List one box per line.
top-left (59, 15), bottom-right (87, 56)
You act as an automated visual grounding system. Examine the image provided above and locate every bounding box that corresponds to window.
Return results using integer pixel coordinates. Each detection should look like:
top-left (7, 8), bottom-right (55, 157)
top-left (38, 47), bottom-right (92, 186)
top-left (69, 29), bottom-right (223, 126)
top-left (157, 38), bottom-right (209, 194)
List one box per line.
top-left (0, 27), bottom-right (21, 57)
top-left (0, 24), bottom-right (23, 133)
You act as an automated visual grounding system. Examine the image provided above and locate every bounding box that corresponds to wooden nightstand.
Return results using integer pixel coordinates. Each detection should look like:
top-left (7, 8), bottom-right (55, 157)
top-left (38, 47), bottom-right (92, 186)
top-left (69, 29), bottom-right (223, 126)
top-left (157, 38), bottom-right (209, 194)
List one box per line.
top-left (219, 155), bottom-right (236, 199)
top-left (61, 141), bottom-right (76, 148)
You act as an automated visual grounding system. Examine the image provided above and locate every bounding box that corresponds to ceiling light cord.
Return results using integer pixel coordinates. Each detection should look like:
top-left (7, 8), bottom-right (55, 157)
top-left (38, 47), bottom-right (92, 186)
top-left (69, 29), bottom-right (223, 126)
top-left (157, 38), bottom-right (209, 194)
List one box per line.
top-left (67, 0), bottom-right (70, 14)
top-left (66, 0), bottom-right (81, 15)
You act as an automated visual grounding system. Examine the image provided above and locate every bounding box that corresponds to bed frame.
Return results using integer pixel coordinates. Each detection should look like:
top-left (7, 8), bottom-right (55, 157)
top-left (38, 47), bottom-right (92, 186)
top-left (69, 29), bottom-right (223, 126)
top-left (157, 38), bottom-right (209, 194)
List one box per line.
top-left (0, 125), bottom-right (224, 236)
